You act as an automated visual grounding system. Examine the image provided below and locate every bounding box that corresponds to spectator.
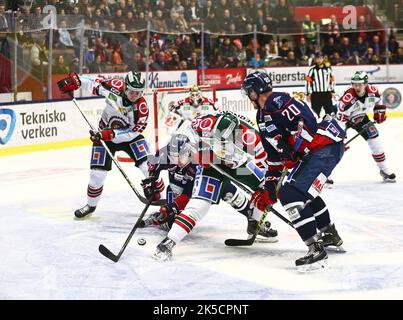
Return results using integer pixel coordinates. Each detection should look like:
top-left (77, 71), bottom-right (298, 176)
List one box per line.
top-left (245, 0), bottom-right (258, 21)
top-left (327, 15), bottom-right (340, 41)
top-left (260, 0), bottom-right (277, 32)
top-left (152, 9), bottom-right (168, 32)
top-left (53, 55), bottom-right (70, 74)
top-left (370, 35), bottom-right (385, 57)
top-left (171, 0), bottom-right (185, 17)
top-left (302, 14), bottom-right (316, 45)
top-left (276, 0), bottom-right (292, 31)
top-left (57, 20), bottom-right (74, 48)
top-left (88, 54), bottom-right (106, 73)
top-left (187, 51), bottom-right (200, 69)
top-left (357, 15), bottom-right (369, 42)
top-left (256, 9), bottom-right (266, 30)
top-left (264, 39), bottom-right (279, 60)
top-left (185, 0), bottom-right (201, 27)
top-left (178, 59), bottom-right (188, 70)
top-left (125, 11), bottom-right (136, 30)
top-left (111, 44), bottom-right (123, 65)
top-left (278, 38), bottom-right (291, 58)
top-left (218, 36), bottom-right (236, 66)
top-left (322, 36), bottom-right (337, 58)
top-left (121, 36), bottom-right (142, 70)
top-left (134, 52), bottom-right (146, 71)
top-left (362, 47), bottom-right (381, 65)
top-left (30, 35), bottom-right (49, 81)
top-left (284, 50), bottom-right (297, 66)
top-left (93, 8), bottom-right (104, 27)
top-left (215, 0), bottom-right (229, 21)
top-left (388, 35), bottom-right (400, 55)
top-left (338, 36), bottom-right (353, 60)
top-left (157, 0), bottom-right (170, 20)
top-left (330, 51), bottom-right (344, 66)
top-left (249, 52), bottom-right (265, 67)
top-left (230, 0), bottom-right (244, 21)
top-left (354, 36), bottom-right (368, 58)
top-left (218, 9), bottom-right (233, 32)
top-left (391, 47), bottom-right (403, 64)
top-left (0, 2), bottom-right (8, 31)
top-left (168, 51), bottom-right (181, 70)
top-left (204, 10), bottom-right (219, 33)
top-left (178, 35), bottom-right (195, 61)
top-left (202, 0), bottom-right (215, 20)
top-left (295, 37), bottom-right (313, 61)
top-left (150, 51), bottom-right (170, 70)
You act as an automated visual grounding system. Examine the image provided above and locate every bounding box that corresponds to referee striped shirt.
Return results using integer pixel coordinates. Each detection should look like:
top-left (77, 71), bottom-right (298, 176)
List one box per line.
top-left (305, 64), bottom-right (335, 95)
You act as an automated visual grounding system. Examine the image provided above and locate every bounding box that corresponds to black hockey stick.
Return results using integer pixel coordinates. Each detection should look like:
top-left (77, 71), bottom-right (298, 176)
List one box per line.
top-left (223, 168), bottom-right (291, 246)
top-left (99, 198), bottom-right (153, 262)
top-left (71, 98), bottom-right (166, 206)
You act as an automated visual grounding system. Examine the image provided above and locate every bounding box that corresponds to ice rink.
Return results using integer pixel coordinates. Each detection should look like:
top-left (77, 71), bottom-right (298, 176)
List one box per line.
top-left (1, 118), bottom-right (403, 300)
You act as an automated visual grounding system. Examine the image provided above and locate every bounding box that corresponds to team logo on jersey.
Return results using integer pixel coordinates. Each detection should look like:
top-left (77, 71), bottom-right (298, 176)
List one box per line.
top-left (326, 123), bottom-right (341, 137)
top-left (193, 176), bottom-right (222, 203)
top-left (91, 146), bottom-right (107, 166)
top-left (138, 101), bottom-right (148, 114)
top-left (130, 139), bottom-right (150, 160)
top-left (242, 130), bottom-right (256, 145)
top-left (0, 108), bottom-right (16, 145)
top-left (382, 87), bottom-right (401, 109)
top-left (264, 115), bottom-right (272, 122)
top-left (308, 172), bottom-right (327, 197)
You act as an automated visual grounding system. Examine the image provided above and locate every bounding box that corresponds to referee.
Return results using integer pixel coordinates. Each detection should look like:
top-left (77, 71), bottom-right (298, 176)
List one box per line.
top-left (305, 52), bottom-right (335, 117)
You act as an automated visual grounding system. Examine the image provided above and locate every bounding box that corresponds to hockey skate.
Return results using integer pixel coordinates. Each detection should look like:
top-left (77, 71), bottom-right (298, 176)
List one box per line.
top-left (380, 170), bottom-right (396, 183)
top-left (296, 241), bottom-right (328, 272)
top-left (247, 219), bottom-right (278, 243)
top-left (139, 212), bottom-right (159, 228)
top-left (320, 223), bottom-right (345, 253)
top-left (74, 205), bottom-right (96, 218)
top-left (153, 237), bottom-right (176, 261)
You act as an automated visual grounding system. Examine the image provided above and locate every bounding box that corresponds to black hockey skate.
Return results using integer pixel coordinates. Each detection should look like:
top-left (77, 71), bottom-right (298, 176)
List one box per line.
top-left (153, 237), bottom-right (176, 261)
top-left (247, 219), bottom-right (278, 243)
top-left (380, 170), bottom-right (396, 183)
top-left (74, 205), bottom-right (96, 218)
top-left (320, 223), bottom-right (345, 252)
top-left (296, 241), bottom-right (328, 272)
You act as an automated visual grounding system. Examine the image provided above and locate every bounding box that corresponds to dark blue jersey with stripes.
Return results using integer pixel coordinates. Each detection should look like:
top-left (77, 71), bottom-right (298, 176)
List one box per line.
top-left (256, 92), bottom-right (345, 167)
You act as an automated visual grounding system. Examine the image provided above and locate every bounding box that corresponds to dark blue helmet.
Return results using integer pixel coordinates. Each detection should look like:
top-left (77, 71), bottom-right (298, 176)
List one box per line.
top-left (167, 134), bottom-right (192, 167)
top-left (241, 71), bottom-right (272, 101)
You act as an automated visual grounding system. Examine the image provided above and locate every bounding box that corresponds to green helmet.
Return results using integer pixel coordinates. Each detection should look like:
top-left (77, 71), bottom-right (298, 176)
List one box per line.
top-left (351, 71), bottom-right (369, 85)
top-left (214, 112), bottom-right (240, 141)
top-left (125, 71), bottom-right (145, 92)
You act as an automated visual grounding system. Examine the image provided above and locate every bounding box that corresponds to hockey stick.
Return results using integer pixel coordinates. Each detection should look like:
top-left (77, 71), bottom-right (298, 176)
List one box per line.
top-left (221, 167), bottom-right (290, 246)
top-left (99, 198), bottom-right (153, 262)
top-left (71, 98), bottom-right (166, 206)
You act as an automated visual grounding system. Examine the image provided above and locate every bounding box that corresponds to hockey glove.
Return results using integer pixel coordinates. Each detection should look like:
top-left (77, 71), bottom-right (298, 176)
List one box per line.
top-left (141, 176), bottom-right (161, 201)
top-left (154, 202), bottom-right (180, 226)
top-left (89, 129), bottom-right (115, 143)
top-left (57, 72), bottom-right (81, 94)
top-left (251, 169), bottom-right (283, 210)
top-left (275, 136), bottom-right (299, 169)
top-left (373, 104), bottom-right (387, 123)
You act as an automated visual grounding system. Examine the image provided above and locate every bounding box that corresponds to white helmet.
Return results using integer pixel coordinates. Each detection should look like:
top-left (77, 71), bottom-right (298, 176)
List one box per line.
top-left (189, 85), bottom-right (203, 106)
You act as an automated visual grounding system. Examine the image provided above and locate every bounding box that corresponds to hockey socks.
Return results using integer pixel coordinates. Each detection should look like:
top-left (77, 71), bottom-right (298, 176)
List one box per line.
top-left (87, 169), bottom-right (107, 207)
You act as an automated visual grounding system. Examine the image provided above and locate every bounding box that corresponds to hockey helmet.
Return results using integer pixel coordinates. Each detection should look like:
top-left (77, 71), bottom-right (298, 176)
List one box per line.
top-left (241, 71), bottom-right (272, 101)
top-left (167, 134), bottom-right (192, 167)
top-left (213, 112), bottom-right (240, 142)
top-left (351, 71), bottom-right (369, 85)
top-left (189, 85), bottom-right (203, 106)
top-left (124, 71), bottom-right (145, 102)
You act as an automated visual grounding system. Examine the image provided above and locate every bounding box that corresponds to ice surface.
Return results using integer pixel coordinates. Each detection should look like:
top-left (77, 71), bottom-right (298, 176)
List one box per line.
top-left (1, 119), bottom-right (403, 300)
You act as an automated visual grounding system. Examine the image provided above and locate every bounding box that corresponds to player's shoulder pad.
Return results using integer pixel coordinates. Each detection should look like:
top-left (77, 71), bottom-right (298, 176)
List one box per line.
top-left (339, 87), bottom-right (357, 109)
top-left (101, 78), bottom-right (125, 96)
top-left (366, 83), bottom-right (380, 97)
top-left (266, 92), bottom-right (291, 111)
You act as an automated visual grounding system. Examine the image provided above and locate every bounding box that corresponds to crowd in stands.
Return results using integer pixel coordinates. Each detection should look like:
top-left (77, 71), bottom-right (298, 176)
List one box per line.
top-left (0, 0), bottom-right (402, 80)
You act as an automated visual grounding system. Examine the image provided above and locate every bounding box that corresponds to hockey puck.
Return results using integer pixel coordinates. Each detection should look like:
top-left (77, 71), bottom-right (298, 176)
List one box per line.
top-left (137, 238), bottom-right (146, 246)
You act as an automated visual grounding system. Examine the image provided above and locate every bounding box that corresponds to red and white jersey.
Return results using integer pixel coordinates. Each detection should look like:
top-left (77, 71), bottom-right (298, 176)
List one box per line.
top-left (336, 84), bottom-right (382, 129)
top-left (171, 96), bottom-right (218, 122)
top-left (80, 75), bottom-right (149, 143)
top-left (190, 113), bottom-right (268, 169)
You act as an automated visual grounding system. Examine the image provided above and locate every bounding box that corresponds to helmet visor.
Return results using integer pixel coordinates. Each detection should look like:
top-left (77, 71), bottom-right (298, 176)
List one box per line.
top-left (241, 86), bottom-right (258, 101)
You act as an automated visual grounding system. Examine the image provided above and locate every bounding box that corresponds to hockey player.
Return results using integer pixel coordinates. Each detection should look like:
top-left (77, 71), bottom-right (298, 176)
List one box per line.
top-left (57, 71), bottom-right (159, 218)
top-left (166, 85), bottom-right (218, 133)
top-left (335, 71), bottom-right (396, 182)
top-left (140, 134), bottom-right (277, 241)
top-left (152, 111), bottom-right (278, 261)
top-left (241, 71), bottom-right (346, 271)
